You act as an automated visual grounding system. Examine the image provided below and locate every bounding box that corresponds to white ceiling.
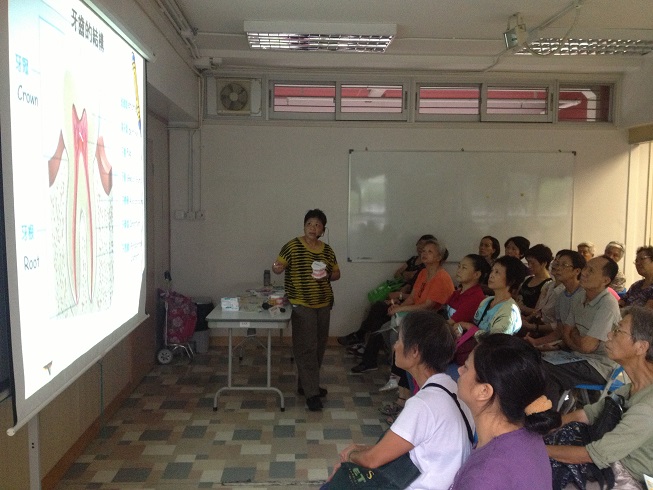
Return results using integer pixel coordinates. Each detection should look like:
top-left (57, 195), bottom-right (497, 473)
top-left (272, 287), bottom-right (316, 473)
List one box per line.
top-left (167, 0), bottom-right (653, 75)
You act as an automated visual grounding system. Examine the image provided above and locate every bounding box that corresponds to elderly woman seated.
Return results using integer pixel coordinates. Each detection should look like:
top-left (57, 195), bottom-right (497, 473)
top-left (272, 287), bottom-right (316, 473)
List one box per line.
top-left (620, 246), bottom-right (653, 309)
top-left (546, 306), bottom-right (653, 489)
top-left (324, 310), bottom-right (474, 490)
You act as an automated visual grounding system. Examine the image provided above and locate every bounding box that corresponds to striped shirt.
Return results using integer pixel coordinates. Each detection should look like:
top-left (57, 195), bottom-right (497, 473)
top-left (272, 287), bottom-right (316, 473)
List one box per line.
top-left (277, 237), bottom-right (339, 308)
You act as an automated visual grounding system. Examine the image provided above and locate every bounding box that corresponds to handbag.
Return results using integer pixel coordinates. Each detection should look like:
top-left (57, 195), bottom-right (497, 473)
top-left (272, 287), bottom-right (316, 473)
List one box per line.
top-left (323, 452), bottom-right (421, 489)
top-left (452, 299), bottom-right (491, 365)
top-left (367, 279), bottom-right (405, 303)
top-left (545, 392), bottom-right (625, 490)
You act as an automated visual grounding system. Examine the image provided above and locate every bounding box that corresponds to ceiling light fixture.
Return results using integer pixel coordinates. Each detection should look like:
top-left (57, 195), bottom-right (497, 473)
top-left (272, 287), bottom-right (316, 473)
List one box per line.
top-left (244, 21), bottom-right (396, 53)
top-left (517, 38), bottom-right (653, 56)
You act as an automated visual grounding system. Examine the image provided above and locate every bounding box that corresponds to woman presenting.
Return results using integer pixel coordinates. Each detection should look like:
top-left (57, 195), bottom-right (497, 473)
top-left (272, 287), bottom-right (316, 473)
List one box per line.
top-left (272, 209), bottom-right (340, 412)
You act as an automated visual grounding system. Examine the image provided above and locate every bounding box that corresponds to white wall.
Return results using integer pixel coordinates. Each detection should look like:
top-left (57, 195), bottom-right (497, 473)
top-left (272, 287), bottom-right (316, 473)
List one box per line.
top-left (621, 59), bottom-right (653, 128)
top-left (169, 121), bottom-right (645, 336)
top-left (91, 0), bottom-right (198, 123)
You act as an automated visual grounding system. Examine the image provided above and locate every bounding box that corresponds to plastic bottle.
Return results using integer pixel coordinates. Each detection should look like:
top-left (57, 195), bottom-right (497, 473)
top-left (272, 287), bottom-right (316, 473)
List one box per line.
top-left (264, 269), bottom-right (271, 286)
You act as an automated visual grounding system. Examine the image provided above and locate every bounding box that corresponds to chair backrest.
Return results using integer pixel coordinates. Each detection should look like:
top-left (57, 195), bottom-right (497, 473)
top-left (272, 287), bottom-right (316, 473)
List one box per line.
top-left (599, 365), bottom-right (626, 398)
top-left (576, 365), bottom-right (625, 397)
top-left (557, 365), bottom-right (626, 413)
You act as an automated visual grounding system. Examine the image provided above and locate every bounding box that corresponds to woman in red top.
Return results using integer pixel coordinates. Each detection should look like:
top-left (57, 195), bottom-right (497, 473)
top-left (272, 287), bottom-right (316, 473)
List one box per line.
top-left (446, 254), bottom-right (491, 326)
top-left (445, 254), bottom-right (491, 369)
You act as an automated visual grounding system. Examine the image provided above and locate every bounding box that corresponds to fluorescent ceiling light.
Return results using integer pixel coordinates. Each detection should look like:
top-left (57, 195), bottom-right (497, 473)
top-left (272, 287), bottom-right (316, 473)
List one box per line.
top-left (244, 21), bottom-right (396, 53)
top-left (517, 38), bottom-right (653, 56)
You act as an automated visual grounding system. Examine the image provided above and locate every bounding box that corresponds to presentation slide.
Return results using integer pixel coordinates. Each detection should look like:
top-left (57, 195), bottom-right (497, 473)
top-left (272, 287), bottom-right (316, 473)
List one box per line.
top-left (4, 0), bottom-right (146, 431)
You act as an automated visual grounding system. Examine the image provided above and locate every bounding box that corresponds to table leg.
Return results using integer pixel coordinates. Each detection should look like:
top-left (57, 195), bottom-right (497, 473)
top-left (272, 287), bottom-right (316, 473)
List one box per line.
top-left (213, 328), bottom-right (233, 410)
top-left (213, 327), bottom-right (285, 412)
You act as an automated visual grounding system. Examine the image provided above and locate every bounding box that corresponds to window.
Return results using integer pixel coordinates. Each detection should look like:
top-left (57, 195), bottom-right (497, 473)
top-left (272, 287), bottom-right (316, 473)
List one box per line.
top-left (263, 78), bottom-right (612, 124)
top-left (483, 85), bottom-right (552, 122)
top-left (416, 85), bottom-right (481, 121)
top-left (270, 82), bottom-right (406, 120)
top-left (340, 84), bottom-right (403, 113)
top-left (339, 83), bottom-right (406, 120)
top-left (272, 83), bottom-right (335, 118)
top-left (558, 84), bottom-right (612, 122)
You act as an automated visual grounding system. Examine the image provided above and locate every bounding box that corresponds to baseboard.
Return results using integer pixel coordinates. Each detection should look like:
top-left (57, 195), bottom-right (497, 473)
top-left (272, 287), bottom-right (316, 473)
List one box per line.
top-left (41, 381), bottom-right (137, 490)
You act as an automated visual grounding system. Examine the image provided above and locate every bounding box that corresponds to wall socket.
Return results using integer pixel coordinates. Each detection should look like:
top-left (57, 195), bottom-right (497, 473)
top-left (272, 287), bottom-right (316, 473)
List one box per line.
top-left (173, 210), bottom-right (205, 220)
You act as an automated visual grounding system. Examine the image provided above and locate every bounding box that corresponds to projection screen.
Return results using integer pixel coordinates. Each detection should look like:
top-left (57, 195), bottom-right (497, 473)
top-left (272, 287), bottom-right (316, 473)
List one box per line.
top-left (2, 0), bottom-right (147, 434)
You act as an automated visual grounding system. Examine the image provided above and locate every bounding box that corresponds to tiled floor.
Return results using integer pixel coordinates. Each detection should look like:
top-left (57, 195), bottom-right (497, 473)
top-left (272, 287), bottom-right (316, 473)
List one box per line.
top-left (56, 340), bottom-right (396, 489)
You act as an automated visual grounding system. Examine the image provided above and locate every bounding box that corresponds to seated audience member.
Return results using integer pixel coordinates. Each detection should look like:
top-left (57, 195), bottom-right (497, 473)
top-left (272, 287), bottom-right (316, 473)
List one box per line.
top-left (378, 253), bottom-right (490, 408)
top-left (351, 239), bottom-right (454, 373)
top-left (521, 277), bottom-right (562, 338)
top-left (620, 245), bottom-right (653, 309)
top-left (546, 306), bottom-right (653, 489)
top-left (454, 255), bottom-right (526, 340)
top-left (577, 241), bottom-right (595, 263)
top-left (446, 254), bottom-right (491, 327)
top-left (326, 311), bottom-right (474, 490)
top-left (517, 244), bottom-right (554, 317)
top-left (389, 234), bottom-right (436, 298)
top-left (450, 334), bottom-right (560, 489)
top-left (446, 254), bottom-right (491, 365)
top-left (542, 256), bottom-right (621, 409)
top-left (338, 235), bottom-right (435, 347)
top-left (478, 235), bottom-right (500, 294)
top-left (504, 235), bottom-right (531, 276)
top-left (604, 240), bottom-right (627, 295)
top-left (478, 235), bottom-right (500, 266)
top-left (379, 254), bottom-right (491, 394)
top-left (504, 236), bottom-right (530, 260)
top-left (524, 250), bottom-right (585, 341)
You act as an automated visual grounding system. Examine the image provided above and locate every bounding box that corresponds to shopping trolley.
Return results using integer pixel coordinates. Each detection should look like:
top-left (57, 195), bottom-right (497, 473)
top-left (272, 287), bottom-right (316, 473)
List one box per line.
top-left (156, 271), bottom-right (197, 364)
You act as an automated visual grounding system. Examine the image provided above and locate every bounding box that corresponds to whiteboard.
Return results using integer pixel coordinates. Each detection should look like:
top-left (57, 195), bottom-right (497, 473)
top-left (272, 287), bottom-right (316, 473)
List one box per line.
top-left (348, 150), bottom-right (574, 262)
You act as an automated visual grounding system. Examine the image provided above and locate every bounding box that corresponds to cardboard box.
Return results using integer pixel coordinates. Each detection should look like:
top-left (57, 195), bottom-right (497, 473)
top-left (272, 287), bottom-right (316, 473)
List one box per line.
top-left (220, 297), bottom-right (239, 311)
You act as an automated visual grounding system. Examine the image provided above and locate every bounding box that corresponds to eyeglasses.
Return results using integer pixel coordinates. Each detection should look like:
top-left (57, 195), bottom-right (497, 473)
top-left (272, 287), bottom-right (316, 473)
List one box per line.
top-left (611, 325), bottom-right (634, 339)
top-left (634, 256), bottom-right (652, 264)
top-left (551, 261), bottom-right (574, 269)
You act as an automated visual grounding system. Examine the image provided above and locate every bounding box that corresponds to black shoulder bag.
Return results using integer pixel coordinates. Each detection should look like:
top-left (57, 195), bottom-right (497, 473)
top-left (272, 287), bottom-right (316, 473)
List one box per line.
top-left (545, 392), bottom-right (625, 490)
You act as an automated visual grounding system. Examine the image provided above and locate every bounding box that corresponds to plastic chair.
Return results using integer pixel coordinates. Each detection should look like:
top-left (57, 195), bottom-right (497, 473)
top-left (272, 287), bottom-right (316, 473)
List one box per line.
top-left (557, 365), bottom-right (626, 413)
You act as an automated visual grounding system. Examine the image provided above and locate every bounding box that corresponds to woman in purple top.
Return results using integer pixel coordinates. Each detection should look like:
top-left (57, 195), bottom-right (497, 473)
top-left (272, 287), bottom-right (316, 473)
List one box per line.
top-left (450, 334), bottom-right (561, 490)
top-left (620, 246), bottom-right (653, 309)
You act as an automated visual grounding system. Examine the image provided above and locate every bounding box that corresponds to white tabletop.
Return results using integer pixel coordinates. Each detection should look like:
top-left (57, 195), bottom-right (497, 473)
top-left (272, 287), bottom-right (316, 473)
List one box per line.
top-left (206, 305), bottom-right (292, 326)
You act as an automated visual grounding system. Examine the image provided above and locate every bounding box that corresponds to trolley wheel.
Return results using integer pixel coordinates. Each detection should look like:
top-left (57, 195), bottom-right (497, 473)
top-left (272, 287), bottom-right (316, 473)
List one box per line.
top-left (157, 348), bottom-right (173, 365)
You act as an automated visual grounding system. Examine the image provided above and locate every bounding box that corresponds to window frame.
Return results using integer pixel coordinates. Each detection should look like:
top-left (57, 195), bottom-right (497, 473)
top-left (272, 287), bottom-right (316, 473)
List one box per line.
top-left (415, 83), bottom-right (482, 122)
top-left (255, 75), bottom-right (616, 125)
top-left (556, 83), bottom-right (614, 124)
top-left (337, 82), bottom-right (408, 121)
top-left (481, 83), bottom-right (555, 123)
top-left (269, 80), bottom-right (337, 121)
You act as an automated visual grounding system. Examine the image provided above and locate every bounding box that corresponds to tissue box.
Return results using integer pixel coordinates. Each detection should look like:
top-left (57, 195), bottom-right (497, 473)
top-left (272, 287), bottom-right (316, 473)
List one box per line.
top-left (221, 297), bottom-right (240, 311)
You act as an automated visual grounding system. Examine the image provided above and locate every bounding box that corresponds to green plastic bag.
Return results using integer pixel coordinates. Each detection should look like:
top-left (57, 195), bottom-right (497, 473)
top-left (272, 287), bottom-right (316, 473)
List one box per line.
top-left (367, 279), bottom-right (404, 303)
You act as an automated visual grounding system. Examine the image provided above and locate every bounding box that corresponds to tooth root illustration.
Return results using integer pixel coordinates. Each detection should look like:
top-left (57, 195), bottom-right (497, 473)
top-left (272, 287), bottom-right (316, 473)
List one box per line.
top-left (67, 104), bottom-right (94, 304)
top-left (95, 136), bottom-right (113, 195)
top-left (48, 131), bottom-right (65, 186)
